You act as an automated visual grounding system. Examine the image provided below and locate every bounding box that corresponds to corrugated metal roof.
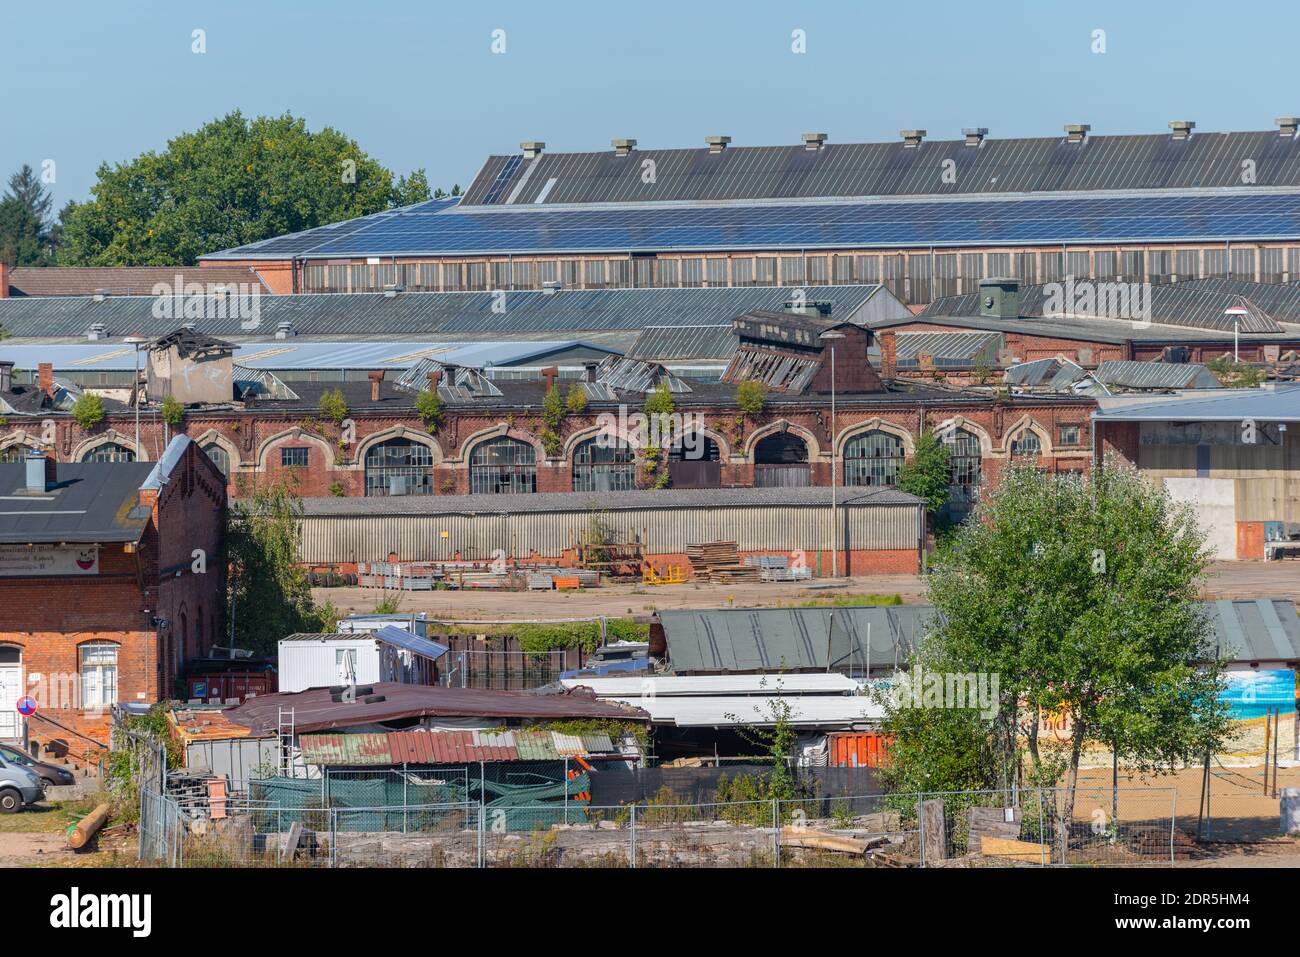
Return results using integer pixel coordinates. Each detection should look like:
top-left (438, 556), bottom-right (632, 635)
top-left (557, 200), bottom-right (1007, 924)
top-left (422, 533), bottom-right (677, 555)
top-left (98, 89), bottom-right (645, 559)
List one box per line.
top-left (1093, 360), bottom-right (1219, 389)
top-left (1004, 357), bottom-right (1088, 388)
top-left (297, 728), bottom-right (625, 765)
top-left (458, 131), bottom-right (1300, 207)
top-left (0, 285), bottom-right (891, 340)
top-left (559, 674), bottom-right (861, 695)
top-left (921, 278), bottom-right (1300, 334)
top-left (893, 331), bottom-right (1002, 366)
top-left (628, 324), bottom-right (737, 362)
top-left (1208, 600), bottom-right (1300, 662)
top-left (1092, 383), bottom-right (1300, 421)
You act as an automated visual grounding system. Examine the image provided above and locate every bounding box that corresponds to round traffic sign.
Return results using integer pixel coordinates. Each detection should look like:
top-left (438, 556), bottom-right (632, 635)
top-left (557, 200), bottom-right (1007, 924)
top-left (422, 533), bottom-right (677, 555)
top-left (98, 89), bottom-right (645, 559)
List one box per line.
top-left (16, 696), bottom-right (36, 716)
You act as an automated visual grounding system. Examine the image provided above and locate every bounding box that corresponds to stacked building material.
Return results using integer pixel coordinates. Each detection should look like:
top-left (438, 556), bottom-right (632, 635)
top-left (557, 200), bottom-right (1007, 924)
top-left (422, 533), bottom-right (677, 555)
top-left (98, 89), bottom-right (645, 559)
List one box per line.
top-left (686, 541), bottom-right (761, 582)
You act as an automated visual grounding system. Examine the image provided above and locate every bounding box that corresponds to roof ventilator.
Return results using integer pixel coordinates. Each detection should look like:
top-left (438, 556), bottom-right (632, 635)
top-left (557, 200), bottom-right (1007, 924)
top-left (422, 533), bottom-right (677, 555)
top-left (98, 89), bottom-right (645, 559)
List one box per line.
top-left (1169, 119), bottom-right (1195, 141)
top-left (611, 138), bottom-right (637, 157)
top-left (1277, 117), bottom-right (1300, 138)
top-left (705, 135), bottom-right (731, 153)
top-left (801, 132), bottom-right (828, 151)
top-left (962, 127), bottom-right (988, 147)
top-left (900, 129), bottom-right (926, 148)
top-left (1064, 123), bottom-right (1091, 144)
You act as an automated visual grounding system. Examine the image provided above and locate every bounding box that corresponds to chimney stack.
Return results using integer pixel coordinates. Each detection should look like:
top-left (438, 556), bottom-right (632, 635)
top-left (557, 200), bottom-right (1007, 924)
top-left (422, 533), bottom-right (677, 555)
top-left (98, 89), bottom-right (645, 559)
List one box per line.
top-left (441, 363), bottom-right (459, 387)
top-left (368, 370), bottom-right (384, 402)
top-left (801, 132), bottom-right (828, 151)
top-left (38, 362), bottom-right (53, 399)
top-left (427, 369), bottom-right (443, 392)
top-left (705, 135), bottom-right (731, 153)
top-left (878, 331), bottom-right (897, 379)
top-left (900, 130), bottom-right (926, 148)
top-left (1064, 123), bottom-right (1091, 144)
top-left (1168, 119), bottom-right (1195, 141)
top-left (0, 261), bottom-right (8, 299)
top-left (541, 366), bottom-right (559, 391)
top-left (25, 450), bottom-right (55, 493)
top-left (583, 361), bottom-right (599, 384)
top-left (520, 141), bottom-right (546, 160)
top-left (0, 361), bottom-right (12, 392)
top-left (962, 127), bottom-right (988, 147)
top-left (1277, 117), bottom-right (1300, 138)
top-left (611, 138), bottom-right (637, 157)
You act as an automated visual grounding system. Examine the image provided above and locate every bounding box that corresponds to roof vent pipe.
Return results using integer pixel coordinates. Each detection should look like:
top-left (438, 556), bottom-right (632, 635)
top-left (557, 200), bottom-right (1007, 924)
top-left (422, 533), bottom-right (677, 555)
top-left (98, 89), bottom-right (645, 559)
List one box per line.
top-left (87, 322), bottom-right (108, 341)
top-left (541, 280), bottom-right (562, 295)
top-left (1277, 117), bottom-right (1300, 138)
top-left (611, 138), bottom-right (637, 157)
top-left (520, 141), bottom-right (545, 160)
top-left (900, 129), bottom-right (926, 148)
top-left (1168, 119), bottom-right (1195, 140)
top-left (705, 135), bottom-right (731, 153)
top-left (275, 320), bottom-right (294, 340)
top-left (801, 132), bottom-right (828, 151)
top-left (25, 450), bottom-right (54, 493)
top-left (1064, 123), bottom-right (1091, 144)
top-left (962, 127), bottom-right (988, 147)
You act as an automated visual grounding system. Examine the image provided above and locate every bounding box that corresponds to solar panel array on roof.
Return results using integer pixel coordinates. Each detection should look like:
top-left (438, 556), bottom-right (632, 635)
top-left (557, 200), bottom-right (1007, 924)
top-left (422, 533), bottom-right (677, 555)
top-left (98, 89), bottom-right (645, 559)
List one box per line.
top-left (0, 285), bottom-right (888, 341)
top-left (203, 190), bottom-right (1300, 261)
top-left (923, 277), bottom-right (1300, 334)
top-left (460, 131), bottom-right (1300, 207)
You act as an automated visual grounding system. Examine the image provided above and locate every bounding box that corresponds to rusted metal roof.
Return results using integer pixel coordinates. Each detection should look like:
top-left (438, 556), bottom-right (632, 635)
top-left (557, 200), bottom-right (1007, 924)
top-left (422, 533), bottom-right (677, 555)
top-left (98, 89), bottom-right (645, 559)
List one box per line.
top-left (297, 728), bottom-right (621, 765)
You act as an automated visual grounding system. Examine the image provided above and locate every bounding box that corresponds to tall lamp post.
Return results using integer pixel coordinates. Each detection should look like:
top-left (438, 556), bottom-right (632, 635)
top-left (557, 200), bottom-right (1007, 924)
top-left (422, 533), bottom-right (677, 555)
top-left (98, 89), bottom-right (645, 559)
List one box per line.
top-left (820, 331), bottom-right (845, 578)
top-left (124, 336), bottom-right (147, 458)
top-left (1224, 305), bottom-right (1249, 364)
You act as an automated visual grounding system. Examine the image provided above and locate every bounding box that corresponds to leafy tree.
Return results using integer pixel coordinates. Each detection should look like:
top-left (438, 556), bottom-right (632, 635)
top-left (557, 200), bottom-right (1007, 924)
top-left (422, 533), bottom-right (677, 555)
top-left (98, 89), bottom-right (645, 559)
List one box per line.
top-left (1205, 355), bottom-right (1264, 389)
top-left (0, 164), bottom-right (59, 265)
top-left (565, 384), bottom-right (588, 414)
top-left (735, 379), bottom-right (766, 416)
top-left (643, 381), bottom-right (674, 418)
top-left (226, 478), bottom-right (334, 654)
top-left (895, 430), bottom-right (951, 515)
top-left (318, 387), bottom-right (348, 424)
top-left (72, 392), bottom-right (105, 430)
top-left (908, 461), bottom-right (1232, 852)
top-left (59, 112), bottom-right (431, 265)
top-left (160, 394), bottom-right (184, 427)
top-left (415, 388), bottom-right (443, 431)
top-left (541, 384), bottom-right (566, 432)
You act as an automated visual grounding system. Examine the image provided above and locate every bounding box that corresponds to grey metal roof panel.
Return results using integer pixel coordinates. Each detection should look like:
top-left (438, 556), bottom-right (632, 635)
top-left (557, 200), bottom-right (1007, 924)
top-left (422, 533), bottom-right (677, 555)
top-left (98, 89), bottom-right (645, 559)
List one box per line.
top-left (1092, 383), bottom-right (1300, 421)
top-left (1208, 600), bottom-right (1300, 661)
top-left (1093, 360), bottom-right (1219, 389)
top-left (0, 286), bottom-right (888, 341)
top-left (0, 461), bottom-right (154, 544)
top-left (300, 484), bottom-right (923, 518)
top-left (893, 331), bottom-right (1002, 366)
top-left (461, 132), bottom-right (1300, 207)
top-left (628, 325), bottom-right (737, 362)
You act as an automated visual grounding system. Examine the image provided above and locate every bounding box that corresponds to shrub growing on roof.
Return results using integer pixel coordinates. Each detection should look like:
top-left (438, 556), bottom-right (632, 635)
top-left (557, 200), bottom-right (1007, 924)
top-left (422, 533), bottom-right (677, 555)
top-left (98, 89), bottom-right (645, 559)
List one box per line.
top-left (71, 392), bottom-right (105, 431)
top-left (415, 388), bottom-right (443, 432)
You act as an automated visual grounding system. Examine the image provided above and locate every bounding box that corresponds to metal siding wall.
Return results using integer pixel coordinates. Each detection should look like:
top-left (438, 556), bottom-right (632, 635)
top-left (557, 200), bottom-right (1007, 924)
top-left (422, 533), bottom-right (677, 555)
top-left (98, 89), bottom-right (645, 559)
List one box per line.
top-left (299, 503), bottom-right (920, 562)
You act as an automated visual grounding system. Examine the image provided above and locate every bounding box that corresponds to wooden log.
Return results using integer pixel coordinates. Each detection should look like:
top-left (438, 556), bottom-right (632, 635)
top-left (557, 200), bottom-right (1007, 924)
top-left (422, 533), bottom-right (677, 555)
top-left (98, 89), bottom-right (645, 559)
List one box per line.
top-left (780, 827), bottom-right (869, 855)
top-left (68, 803), bottom-right (111, 850)
top-left (920, 798), bottom-right (946, 861)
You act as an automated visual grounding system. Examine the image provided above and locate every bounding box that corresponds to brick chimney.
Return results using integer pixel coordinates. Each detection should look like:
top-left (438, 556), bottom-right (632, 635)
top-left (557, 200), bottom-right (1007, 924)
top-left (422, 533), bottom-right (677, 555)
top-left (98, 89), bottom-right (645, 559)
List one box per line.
top-left (0, 360), bottom-right (12, 392)
top-left (583, 361), bottom-right (600, 384)
top-left (0, 261), bottom-right (9, 298)
top-left (43, 448), bottom-right (56, 487)
top-left (427, 370), bottom-right (443, 391)
top-left (38, 362), bottom-right (54, 399)
top-left (879, 332), bottom-right (897, 379)
top-left (541, 366), bottom-right (559, 391)
top-left (368, 370), bottom-right (384, 402)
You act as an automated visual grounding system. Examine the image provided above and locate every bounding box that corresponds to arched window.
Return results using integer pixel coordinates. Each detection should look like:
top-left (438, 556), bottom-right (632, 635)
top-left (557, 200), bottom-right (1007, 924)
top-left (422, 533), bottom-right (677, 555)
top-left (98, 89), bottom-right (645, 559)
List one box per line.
top-left (844, 430), bottom-right (905, 487)
top-left (946, 428), bottom-right (983, 504)
top-left (572, 437), bottom-right (635, 492)
top-left (754, 432), bottom-right (810, 487)
top-left (82, 443), bottom-right (135, 463)
top-left (470, 437), bottom-right (537, 495)
top-left (201, 443), bottom-right (229, 478)
top-left (365, 439), bottom-right (434, 496)
top-left (1009, 429), bottom-right (1042, 458)
top-left (0, 444), bottom-right (37, 463)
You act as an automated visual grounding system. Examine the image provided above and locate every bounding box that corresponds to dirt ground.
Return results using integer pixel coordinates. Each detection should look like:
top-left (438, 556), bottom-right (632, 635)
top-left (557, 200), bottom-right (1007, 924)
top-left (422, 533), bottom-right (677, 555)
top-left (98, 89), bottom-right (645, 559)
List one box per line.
top-left (312, 560), bottom-right (1296, 621)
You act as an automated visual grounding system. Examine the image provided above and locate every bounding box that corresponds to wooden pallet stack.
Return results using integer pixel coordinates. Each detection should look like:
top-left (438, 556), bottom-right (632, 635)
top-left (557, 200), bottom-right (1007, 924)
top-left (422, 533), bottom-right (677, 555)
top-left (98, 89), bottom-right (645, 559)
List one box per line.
top-left (686, 541), bottom-right (761, 582)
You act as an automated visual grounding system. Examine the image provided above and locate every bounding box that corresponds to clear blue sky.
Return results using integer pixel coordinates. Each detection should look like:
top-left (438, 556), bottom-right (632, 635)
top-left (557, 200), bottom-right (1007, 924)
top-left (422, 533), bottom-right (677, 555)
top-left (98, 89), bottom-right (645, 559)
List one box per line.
top-left (4, 0), bottom-right (1298, 207)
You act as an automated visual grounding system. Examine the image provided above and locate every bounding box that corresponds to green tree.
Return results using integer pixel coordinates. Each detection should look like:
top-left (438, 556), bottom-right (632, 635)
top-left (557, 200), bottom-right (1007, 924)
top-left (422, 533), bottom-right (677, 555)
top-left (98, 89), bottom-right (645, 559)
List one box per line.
top-left (895, 430), bottom-right (951, 515)
top-left (59, 112), bottom-right (431, 265)
top-left (160, 394), bottom-right (185, 427)
top-left (735, 379), bottom-right (766, 416)
top-left (643, 381), bottom-right (674, 418)
top-left (565, 384), bottom-right (588, 414)
top-left (1205, 355), bottom-right (1264, 389)
top-left (415, 388), bottom-right (443, 431)
top-left (540, 384), bottom-right (566, 457)
top-left (0, 164), bottom-right (59, 265)
top-left (72, 392), bottom-right (105, 430)
top-left (226, 478), bottom-right (334, 655)
top-left (318, 387), bottom-right (348, 424)
top-left (909, 461), bottom-right (1232, 852)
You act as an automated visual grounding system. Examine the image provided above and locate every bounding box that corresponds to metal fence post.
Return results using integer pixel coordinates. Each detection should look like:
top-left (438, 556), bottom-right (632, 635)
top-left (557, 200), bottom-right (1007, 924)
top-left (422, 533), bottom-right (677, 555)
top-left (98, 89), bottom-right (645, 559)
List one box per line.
top-left (772, 799), bottom-right (780, 868)
top-left (1169, 788), bottom-right (1177, 865)
top-left (478, 798), bottom-right (485, 868)
top-left (1038, 788), bottom-right (1046, 866)
top-left (629, 803), bottom-right (637, 869)
top-left (329, 809), bottom-right (337, 868)
top-left (917, 793), bottom-right (926, 867)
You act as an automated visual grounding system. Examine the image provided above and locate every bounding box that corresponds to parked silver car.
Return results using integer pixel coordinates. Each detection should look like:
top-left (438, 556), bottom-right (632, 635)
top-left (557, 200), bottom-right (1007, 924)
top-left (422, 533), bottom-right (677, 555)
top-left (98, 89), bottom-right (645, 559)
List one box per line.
top-left (0, 752), bottom-right (45, 812)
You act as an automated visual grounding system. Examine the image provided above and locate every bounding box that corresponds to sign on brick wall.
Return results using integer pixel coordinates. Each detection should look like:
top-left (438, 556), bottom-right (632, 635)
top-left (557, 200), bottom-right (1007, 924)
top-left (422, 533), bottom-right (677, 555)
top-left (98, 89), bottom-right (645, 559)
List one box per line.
top-left (0, 543), bottom-right (99, 576)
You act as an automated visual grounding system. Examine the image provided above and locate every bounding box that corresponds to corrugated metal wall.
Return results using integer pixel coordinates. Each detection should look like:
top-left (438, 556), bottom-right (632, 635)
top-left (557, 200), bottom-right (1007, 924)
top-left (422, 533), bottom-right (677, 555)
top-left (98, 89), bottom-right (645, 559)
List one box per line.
top-left (300, 503), bottom-right (920, 563)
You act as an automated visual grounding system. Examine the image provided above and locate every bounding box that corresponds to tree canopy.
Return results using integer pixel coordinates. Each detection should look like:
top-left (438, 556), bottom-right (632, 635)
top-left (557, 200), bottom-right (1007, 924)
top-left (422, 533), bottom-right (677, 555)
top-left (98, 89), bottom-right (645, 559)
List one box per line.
top-left (895, 429), bottom-right (951, 515)
top-left (59, 112), bottom-right (432, 265)
top-left (0, 164), bottom-right (61, 266)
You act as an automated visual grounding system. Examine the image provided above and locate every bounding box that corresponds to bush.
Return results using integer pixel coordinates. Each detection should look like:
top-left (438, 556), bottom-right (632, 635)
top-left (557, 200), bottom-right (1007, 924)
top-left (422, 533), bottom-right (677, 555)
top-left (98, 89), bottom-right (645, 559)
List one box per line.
top-left (415, 388), bottom-right (443, 431)
top-left (160, 394), bottom-right (185, 427)
top-left (72, 392), bottom-right (105, 430)
top-left (318, 388), bottom-right (348, 424)
top-left (566, 384), bottom-right (588, 414)
top-left (735, 379), bottom-right (766, 415)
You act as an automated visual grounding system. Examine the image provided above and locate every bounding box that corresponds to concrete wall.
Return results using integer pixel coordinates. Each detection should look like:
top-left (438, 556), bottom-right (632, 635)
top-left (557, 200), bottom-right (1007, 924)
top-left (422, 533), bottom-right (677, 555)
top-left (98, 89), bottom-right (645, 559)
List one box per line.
top-left (1163, 477), bottom-right (1236, 560)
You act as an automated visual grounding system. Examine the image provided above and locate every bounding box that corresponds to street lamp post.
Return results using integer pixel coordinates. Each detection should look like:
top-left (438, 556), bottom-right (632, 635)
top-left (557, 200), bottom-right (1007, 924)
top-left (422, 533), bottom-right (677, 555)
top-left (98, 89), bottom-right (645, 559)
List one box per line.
top-left (124, 337), bottom-right (147, 458)
top-left (1224, 305), bottom-right (1249, 364)
top-left (820, 331), bottom-right (845, 578)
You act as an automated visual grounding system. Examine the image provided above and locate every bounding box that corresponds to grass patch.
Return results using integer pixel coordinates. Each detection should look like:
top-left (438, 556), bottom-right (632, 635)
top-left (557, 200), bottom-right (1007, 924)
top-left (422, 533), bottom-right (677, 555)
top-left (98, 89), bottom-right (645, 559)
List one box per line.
top-left (792, 593), bottom-right (904, 608)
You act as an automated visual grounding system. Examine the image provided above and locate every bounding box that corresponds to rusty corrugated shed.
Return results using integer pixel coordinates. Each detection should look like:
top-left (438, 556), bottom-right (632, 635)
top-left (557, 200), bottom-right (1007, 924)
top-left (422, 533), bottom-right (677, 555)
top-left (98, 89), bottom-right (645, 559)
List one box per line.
top-left (297, 728), bottom-right (625, 766)
top-left (299, 733), bottom-right (391, 766)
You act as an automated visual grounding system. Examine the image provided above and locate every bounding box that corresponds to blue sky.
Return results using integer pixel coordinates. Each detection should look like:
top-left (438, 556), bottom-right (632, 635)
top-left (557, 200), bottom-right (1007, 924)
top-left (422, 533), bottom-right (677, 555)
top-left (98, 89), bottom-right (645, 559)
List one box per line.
top-left (4, 0), bottom-right (1298, 207)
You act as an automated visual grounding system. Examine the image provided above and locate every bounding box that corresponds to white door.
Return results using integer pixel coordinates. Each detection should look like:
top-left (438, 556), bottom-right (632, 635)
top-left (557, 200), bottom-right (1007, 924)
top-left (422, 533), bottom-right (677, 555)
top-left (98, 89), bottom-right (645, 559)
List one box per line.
top-left (0, 649), bottom-right (22, 739)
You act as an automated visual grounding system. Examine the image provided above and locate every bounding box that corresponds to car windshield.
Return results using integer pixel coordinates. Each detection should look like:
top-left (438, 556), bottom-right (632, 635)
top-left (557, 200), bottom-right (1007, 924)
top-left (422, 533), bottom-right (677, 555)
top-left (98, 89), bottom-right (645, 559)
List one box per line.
top-left (0, 747), bottom-right (31, 766)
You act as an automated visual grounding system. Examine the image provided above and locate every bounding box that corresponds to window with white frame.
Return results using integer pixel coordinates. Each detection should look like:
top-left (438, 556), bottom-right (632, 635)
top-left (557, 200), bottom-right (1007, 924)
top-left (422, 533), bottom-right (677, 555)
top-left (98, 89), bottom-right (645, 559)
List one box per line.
top-left (80, 642), bottom-right (118, 709)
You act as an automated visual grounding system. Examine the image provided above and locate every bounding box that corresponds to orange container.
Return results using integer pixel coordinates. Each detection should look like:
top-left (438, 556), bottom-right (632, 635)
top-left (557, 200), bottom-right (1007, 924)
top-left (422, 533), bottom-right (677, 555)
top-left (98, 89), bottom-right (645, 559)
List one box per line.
top-left (828, 731), bottom-right (892, 768)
